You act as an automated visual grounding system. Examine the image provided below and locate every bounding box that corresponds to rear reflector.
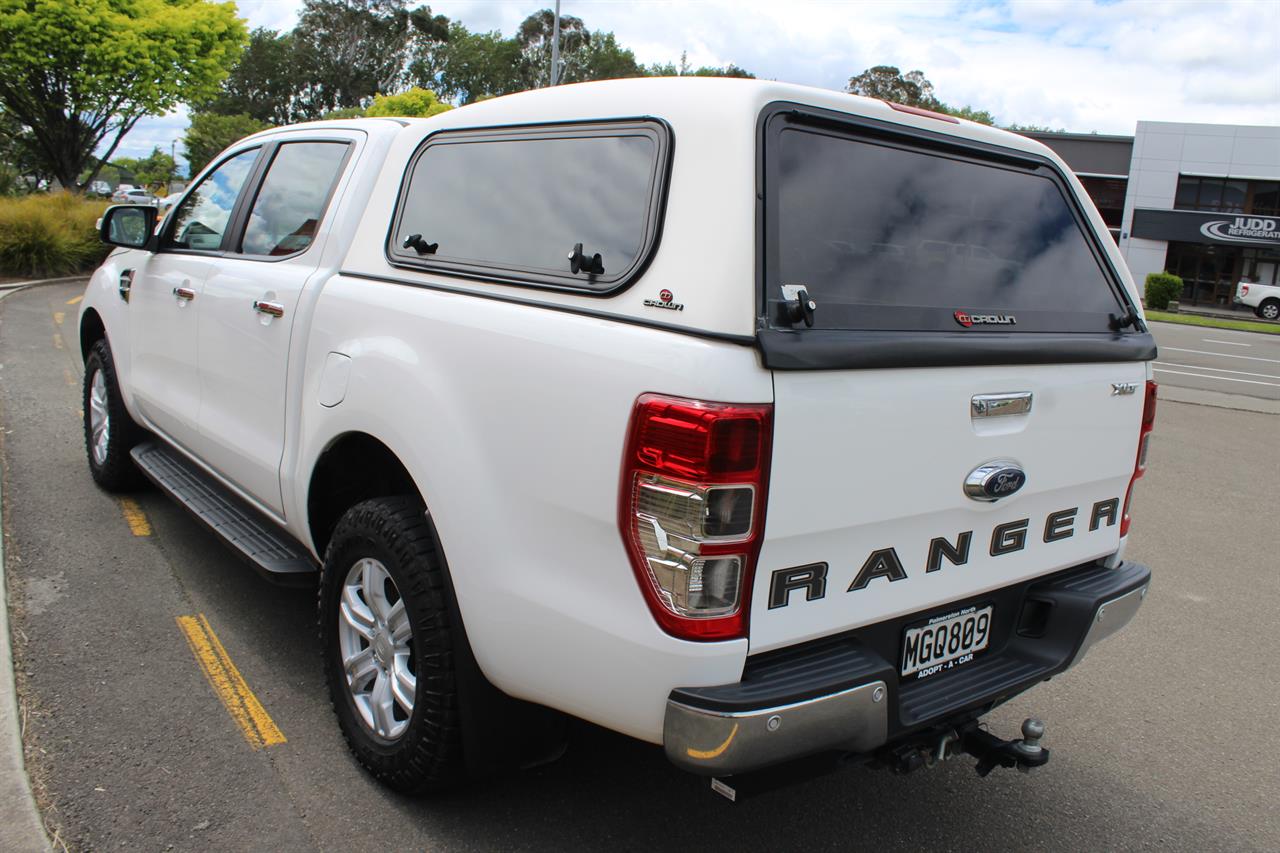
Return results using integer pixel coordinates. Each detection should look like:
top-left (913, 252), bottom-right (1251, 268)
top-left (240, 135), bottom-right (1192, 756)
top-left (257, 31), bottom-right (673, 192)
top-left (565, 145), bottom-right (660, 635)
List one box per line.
top-left (620, 395), bottom-right (772, 640)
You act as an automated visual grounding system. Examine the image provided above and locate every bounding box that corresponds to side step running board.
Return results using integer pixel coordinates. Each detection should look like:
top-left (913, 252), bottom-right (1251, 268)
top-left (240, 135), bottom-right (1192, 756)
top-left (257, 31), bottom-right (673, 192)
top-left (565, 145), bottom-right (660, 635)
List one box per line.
top-left (130, 441), bottom-right (317, 584)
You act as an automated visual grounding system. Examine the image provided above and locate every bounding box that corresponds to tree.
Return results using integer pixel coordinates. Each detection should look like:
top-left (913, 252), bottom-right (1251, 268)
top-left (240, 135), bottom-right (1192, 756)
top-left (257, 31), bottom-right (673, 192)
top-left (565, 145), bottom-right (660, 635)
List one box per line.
top-left (845, 66), bottom-right (938, 107)
top-left (113, 147), bottom-right (177, 190)
top-left (647, 52), bottom-right (754, 78)
top-left (365, 87), bottom-right (452, 118)
top-left (427, 23), bottom-right (526, 104)
top-left (290, 0), bottom-right (449, 119)
top-left (938, 104), bottom-right (996, 125)
top-left (0, 0), bottom-right (246, 192)
top-left (516, 9), bottom-right (589, 88)
top-left (183, 112), bottom-right (270, 178)
top-left (197, 28), bottom-right (298, 125)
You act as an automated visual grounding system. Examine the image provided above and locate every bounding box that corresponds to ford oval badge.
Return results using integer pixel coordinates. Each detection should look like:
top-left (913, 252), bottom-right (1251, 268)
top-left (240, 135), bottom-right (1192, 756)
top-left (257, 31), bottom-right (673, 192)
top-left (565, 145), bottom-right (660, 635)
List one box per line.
top-left (964, 461), bottom-right (1027, 502)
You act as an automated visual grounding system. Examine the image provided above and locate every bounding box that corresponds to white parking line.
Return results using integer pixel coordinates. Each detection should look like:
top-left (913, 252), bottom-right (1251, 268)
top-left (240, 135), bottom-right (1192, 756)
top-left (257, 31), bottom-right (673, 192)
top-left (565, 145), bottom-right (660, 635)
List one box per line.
top-left (1162, 346), bottom-right (1280, 364)
top-left (1202, 338), bottom-right (1252, 347)
top-left (1153, 368), bottom-right (1280, 388)
top-left (1154, 361), bottom-right (1280, 380)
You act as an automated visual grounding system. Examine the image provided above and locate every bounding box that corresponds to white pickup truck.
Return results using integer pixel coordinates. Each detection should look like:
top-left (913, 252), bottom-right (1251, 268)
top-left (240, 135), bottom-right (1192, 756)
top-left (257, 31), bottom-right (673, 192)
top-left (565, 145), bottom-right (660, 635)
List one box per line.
top-left (82, 78), bottom-right (1156, 797)
top-left (1235, 280), bottom-right (1280, 320)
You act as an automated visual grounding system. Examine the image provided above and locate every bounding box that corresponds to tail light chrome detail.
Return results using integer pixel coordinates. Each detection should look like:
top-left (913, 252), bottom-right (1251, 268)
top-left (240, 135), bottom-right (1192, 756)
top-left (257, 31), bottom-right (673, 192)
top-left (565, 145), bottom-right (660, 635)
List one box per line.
top-left (619, 394), bottom-right (772, 640)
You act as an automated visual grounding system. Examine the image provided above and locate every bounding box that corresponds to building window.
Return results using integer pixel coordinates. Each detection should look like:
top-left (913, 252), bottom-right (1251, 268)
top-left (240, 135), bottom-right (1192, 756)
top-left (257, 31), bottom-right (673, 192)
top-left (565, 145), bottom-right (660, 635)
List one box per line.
top-left (1175, 175), bottom-right (1279, 215)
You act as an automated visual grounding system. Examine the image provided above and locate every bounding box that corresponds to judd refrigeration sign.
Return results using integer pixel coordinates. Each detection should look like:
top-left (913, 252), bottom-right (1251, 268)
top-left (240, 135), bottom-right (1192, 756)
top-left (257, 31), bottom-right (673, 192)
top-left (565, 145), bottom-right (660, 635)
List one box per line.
top-left (1131, 208), bottom-right (1280, 247)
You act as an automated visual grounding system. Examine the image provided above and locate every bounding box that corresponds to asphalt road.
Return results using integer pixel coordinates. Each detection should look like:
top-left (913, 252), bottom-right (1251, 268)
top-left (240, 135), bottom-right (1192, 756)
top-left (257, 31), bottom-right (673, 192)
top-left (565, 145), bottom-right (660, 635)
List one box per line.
top-left (1149, 320), bottom-right (1280, 400)
top-left (2, 281), bottom-right (1278, 852)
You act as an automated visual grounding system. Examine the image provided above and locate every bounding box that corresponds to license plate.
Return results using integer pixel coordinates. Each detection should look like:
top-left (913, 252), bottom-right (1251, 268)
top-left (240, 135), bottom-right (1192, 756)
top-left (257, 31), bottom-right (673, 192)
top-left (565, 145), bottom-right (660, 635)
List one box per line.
top-left (900, 605), bottom-right (993, 680)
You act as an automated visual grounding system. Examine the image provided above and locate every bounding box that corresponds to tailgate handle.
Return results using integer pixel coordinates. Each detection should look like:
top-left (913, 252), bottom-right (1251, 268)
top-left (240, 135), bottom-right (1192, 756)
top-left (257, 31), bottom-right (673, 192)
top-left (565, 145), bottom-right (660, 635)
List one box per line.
top-left (972, 392), bottom-right (1033, 418)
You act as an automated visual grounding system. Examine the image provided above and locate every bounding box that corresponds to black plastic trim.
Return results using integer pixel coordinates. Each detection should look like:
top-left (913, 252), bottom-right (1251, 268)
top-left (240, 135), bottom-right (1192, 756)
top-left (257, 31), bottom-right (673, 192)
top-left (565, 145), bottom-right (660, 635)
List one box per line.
top-left (759, 328), bottom-right (1158, 370)
top-left (671, 560), bottom-right (1150, 736)
top-left (338, 270), bottom-right (758, 346)
top-left (384, 117), bottom-right (674, 297)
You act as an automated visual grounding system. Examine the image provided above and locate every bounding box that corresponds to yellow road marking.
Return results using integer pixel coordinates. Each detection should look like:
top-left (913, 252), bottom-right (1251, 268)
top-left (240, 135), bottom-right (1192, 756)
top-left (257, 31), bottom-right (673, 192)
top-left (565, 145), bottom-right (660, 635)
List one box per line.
top-left (66, 295), bottom-right (83, 305)
top-left (176, 614), bottom-right (286, 749)
top-left (52, 333), bottom-right (64, 350)
top-left (118, 497), bottom-right (152, 536)
top-left (53, 311), bottom-right (65, 325)
top-left (686, 722), bottom-right (739, 760)
top-left (63, 367), bottom-right (76, 388)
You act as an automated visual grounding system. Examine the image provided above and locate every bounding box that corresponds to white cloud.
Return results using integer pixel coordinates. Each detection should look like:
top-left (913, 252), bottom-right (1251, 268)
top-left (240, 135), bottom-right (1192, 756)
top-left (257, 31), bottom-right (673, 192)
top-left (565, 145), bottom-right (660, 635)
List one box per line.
top-left (106, 0), bottom-right (1279, 166)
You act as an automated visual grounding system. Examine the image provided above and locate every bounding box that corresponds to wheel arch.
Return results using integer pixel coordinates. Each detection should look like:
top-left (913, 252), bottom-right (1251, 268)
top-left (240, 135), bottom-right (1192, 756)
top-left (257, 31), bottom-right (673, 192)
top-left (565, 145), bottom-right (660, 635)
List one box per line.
top-left (306, 431), bottom-right (420, 558)
top-left (79, 307), bottom-right (106, 363)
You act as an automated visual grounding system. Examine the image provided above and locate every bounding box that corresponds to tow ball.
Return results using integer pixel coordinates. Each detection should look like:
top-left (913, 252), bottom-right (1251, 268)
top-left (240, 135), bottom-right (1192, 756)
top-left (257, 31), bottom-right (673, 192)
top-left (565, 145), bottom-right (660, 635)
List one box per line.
top-left (960, 718), bottom-right (1050, 777)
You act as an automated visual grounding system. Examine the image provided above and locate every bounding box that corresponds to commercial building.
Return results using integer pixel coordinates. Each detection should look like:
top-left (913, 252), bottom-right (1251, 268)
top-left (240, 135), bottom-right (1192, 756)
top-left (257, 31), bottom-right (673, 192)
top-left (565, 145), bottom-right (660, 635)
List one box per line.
top-left (1026, 121), bottom-right (1280, 310)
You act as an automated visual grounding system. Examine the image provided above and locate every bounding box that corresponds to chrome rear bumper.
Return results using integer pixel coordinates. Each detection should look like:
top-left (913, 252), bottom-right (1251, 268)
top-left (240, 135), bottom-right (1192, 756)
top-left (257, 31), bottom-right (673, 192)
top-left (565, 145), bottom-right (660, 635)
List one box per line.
top-left (664, 561), bottom-right (1150, 776)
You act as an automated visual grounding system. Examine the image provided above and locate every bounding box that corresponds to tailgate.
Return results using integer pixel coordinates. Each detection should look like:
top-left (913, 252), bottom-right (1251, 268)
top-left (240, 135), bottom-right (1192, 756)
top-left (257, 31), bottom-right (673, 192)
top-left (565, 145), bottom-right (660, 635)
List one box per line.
top-left (751, 361), bottom-right (1144, 653)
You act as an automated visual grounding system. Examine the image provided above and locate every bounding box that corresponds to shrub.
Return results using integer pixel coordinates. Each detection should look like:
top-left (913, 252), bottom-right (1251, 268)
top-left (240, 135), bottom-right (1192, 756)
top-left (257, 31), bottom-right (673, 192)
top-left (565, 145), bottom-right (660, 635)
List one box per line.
top-left (0, 193), bottom-right (110, 278)
top-left (1144, 272), bottom-right (1183, 310)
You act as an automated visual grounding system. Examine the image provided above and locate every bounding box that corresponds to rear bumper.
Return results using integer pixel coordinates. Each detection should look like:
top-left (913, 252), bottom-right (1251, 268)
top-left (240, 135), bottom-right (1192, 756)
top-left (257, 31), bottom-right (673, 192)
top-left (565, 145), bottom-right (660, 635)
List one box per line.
top-left (663, 560), bottom-right (1150, 776)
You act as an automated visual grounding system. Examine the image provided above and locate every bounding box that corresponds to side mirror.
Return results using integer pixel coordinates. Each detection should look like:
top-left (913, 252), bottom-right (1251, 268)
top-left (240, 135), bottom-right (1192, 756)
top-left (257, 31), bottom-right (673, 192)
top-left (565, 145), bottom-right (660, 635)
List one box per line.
top-left (99, 205), bottom-right (158, 250)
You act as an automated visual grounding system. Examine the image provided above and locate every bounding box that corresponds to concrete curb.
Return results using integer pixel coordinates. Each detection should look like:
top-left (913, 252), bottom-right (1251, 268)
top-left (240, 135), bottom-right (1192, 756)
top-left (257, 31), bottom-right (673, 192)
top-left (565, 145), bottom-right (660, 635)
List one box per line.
top-left (0, 288), bottom-right (53, 852)
top-left (0, 276), bottom-right (89, 293)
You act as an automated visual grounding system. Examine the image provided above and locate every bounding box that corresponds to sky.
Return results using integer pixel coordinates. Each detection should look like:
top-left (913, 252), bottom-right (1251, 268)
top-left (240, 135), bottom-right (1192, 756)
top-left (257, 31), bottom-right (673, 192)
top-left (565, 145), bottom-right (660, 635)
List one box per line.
top-left (113, 0), bottom-right (1280, 168)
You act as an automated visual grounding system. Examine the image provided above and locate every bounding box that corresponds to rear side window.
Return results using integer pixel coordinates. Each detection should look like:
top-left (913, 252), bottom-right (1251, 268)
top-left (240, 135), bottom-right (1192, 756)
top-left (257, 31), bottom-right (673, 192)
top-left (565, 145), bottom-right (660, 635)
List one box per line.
top-left (388, 121), bottom-right (670, 292)
top-left (764, 119), bottom-right (1127, 333)
top-left (240, 141), bottom-right (350, 257)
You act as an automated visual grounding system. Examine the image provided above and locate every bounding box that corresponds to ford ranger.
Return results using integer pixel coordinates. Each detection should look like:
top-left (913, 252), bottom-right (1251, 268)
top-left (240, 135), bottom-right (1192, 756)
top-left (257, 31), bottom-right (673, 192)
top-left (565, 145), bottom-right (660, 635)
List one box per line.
top-left (81, 78), bottom-right (1156, 797)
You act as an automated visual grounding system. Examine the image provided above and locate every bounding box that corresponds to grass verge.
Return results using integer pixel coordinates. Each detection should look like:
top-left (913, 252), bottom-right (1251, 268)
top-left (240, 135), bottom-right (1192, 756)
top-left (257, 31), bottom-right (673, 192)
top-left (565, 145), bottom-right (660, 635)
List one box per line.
top-left (1145, 310), bottom-right (1280, 336)
top-left (0, 193), bottom-right (110, 278)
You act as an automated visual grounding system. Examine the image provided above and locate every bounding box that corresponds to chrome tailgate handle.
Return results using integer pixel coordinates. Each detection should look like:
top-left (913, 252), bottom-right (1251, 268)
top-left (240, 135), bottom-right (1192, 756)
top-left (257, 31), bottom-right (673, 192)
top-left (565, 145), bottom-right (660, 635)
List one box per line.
top-left (972, 392), bottom-right (1033, 418)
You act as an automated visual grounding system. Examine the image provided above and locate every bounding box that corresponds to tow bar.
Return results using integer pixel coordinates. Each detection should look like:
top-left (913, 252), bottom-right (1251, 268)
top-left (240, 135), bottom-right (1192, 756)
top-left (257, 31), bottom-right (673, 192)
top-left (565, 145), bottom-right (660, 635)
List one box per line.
top-left (960, 718), bottom-right (1050, 777)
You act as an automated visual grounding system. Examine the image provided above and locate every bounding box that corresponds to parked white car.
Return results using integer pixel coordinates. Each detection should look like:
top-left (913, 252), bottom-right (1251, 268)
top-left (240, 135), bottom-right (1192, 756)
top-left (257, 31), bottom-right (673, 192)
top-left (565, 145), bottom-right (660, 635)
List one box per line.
top-left (110, 187), bottom-right (157, 205)
top-left (80, 78), bottom-right (1156, 797)
top-left (1234, 279), bottom-right (1280, 320)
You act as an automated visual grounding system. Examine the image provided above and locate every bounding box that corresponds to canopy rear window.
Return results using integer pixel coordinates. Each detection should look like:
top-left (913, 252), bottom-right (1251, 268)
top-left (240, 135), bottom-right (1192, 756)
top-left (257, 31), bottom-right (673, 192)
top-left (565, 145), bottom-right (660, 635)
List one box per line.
top-left (764, 116), bottom-right (1128, 333)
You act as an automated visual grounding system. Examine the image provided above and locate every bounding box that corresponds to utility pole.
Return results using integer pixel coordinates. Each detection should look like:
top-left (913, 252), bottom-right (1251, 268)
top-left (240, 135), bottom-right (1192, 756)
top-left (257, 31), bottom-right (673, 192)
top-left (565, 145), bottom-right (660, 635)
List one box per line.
top-left (550, 0), bottom-right (561, 86)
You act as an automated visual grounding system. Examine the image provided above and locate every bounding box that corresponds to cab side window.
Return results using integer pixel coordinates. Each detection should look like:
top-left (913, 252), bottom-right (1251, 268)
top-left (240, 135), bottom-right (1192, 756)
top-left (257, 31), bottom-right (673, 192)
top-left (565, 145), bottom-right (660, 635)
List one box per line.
top-left (240, 142), bottom-right (350, 257)
top-left (167, 149), bottom-right (260, 251)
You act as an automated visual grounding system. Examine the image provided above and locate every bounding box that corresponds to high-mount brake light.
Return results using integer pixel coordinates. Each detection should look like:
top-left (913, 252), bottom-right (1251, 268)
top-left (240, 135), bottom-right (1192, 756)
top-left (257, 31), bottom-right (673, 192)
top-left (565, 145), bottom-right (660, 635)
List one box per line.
top-left (619, 395), bottom-right (772, 640)
top-left (1120, 380), bottom-right (1157, 537)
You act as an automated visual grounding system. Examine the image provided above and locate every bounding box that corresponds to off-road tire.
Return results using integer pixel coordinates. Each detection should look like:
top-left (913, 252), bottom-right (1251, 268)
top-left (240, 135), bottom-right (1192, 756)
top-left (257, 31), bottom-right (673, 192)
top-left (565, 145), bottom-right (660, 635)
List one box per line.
top-left (82, 338), bottom-right (146, 491)
top-left (319, 496), bottom-right (465, 793)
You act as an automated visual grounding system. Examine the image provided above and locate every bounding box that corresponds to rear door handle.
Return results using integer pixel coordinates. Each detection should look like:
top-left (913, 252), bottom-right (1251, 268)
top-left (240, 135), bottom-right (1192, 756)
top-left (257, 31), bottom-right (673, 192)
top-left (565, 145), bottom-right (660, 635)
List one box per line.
top-left (172, 286), bottom-right (195, 301)
top-left (253, 300), bottom-right (285, 318)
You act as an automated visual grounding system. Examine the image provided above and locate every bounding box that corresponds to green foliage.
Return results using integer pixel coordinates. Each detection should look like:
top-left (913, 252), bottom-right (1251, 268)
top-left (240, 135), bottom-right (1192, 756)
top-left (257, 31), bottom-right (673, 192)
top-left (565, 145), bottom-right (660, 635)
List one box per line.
top-left (0, 193), bottom-right (109, 277)
top-left (0, 0), bottom-right (247, 191)
top-left (1144, 310), bottom-right (1280, 335)
top-left (196, 28), bottom-right (299, 125)
top-left (366, 88), bottom-right (452, 118)
top-left (937, 104), bottom-right (996, 125)
top-left (320, 107), bottom-right (369, 121)
top-left (428, 22), bottom-right (526, 104)
top-left (647, 52), bottom-right (755, 79)
top-left (1144, 273), bottom-right (1184, 310)
top-left (183, 113), bottom-right (270, 178)
top-left (846, 66), bottom-right (938, 107)
top-left (113, 147), bottom-right (176, 190)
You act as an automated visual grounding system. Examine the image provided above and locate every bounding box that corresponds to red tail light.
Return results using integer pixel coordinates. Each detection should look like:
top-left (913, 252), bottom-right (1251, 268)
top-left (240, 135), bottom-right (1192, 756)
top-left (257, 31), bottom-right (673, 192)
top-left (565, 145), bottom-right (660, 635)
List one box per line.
top-left (619, 394), bottom-right (772, 640)
top-left (1120, 380), bottom-right (1157, 537)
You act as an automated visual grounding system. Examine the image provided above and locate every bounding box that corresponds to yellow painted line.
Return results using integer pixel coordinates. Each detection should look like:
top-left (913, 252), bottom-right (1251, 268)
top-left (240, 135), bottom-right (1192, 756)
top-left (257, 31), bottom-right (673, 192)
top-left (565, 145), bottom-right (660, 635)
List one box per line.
top-left (686, 722), bottom-right (739, 760)
top-left (176, 614), bottom-right (286, 749)
top-left (63, 367), bottom-right (76, 388)
top-left (118, 497), bottom-right (152, 536)
top-left (52, 332), bottom-right (64, 350)
top-left (65, 295), bottom-right (83, 305)
top-left (53, 311), bottom-right (65, 325)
